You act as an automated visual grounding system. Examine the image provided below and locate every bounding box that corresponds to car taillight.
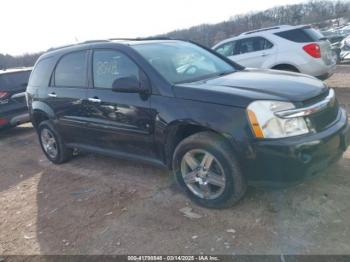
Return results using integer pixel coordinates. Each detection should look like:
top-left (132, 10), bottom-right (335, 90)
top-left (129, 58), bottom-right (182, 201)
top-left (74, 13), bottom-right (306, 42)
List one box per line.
top-left (0, 118), bottom-right (8, 126)
top-left (303, 43), bottom-right (321, 58)
top-left (0, 91), bottom-right (9, 100)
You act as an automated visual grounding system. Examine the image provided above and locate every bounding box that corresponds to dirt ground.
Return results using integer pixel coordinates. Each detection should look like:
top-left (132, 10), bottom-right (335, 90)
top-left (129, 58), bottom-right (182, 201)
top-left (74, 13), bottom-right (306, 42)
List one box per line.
top-left (0, 65), bottom-right (350, 255)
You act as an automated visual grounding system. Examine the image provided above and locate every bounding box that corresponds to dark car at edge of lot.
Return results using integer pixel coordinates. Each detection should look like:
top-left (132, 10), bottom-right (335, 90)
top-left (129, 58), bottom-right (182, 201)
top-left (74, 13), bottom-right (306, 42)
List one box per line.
top-left (26, 39), bottom-right (350, 208)
top-left (0, 67), bottom-right (32, 130)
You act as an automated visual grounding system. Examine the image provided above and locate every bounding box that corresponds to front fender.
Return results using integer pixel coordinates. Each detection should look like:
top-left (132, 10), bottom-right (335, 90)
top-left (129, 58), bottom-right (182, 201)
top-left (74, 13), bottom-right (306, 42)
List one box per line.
top-left (151, 96), bottom-right (253, 166)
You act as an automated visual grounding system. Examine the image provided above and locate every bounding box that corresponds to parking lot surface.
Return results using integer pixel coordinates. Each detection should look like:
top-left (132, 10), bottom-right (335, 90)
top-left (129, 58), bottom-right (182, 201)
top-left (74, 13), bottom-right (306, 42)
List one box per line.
top-left (1, 65), bottom-right (350, 255)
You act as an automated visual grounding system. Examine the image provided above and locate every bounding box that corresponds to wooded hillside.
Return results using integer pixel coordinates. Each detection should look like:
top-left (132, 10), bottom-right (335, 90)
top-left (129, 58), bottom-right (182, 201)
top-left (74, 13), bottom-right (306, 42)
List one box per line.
top-left (1, 0), bottom-right (349, 69)
top-left (160, 0), bottom-right (350, 46)
top-left (0, 53), bottom-right (42, 70)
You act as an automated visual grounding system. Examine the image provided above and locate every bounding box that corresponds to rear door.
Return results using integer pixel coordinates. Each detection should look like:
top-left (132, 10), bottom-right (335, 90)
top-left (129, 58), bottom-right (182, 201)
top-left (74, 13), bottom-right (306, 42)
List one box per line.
top-left (84, 49), bottom-right (157, 159)
top-left (230, 37), bottom-right (275, 68)
top-left (47, 50), bottom-right (90, 144)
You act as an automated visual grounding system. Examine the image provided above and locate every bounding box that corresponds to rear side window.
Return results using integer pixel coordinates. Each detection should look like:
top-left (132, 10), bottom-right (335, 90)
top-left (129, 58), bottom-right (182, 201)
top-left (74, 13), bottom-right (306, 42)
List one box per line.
top-left (275, 27), bottom-right (324, 43)
top-left (54, 51), bottom-right (88, 87)
top-left (237, 37), bottom-right (273, 54)
top-left (93, 50), bottom-right (140, 89)
top-left (29, 58), bottom-right (54, 87)
top-left (0, 71), bottom-right (31, 91)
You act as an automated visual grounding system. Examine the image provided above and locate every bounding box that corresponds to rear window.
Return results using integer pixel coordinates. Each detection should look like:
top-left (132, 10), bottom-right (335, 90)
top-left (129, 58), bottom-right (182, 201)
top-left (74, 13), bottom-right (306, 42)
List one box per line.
top-left (0, 71), bottom-right (31, 91)
top-left (275, 27), bottom-right (324, 43)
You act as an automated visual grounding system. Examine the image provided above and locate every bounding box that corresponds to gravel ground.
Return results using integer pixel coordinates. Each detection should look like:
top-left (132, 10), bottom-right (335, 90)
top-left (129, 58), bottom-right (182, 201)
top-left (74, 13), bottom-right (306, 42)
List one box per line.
top-left (0, 65), bottom-right (350, 255)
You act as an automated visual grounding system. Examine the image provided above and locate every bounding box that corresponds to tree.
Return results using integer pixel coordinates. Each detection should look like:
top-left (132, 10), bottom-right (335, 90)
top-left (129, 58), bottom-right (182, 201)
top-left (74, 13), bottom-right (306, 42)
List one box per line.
top-left (160, 0), bottom-right (350, 47)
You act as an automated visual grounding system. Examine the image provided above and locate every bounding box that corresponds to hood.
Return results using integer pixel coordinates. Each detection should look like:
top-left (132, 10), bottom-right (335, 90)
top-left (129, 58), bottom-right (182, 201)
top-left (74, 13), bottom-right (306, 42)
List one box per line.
top-left (174, 69), bottom-right (328, 108)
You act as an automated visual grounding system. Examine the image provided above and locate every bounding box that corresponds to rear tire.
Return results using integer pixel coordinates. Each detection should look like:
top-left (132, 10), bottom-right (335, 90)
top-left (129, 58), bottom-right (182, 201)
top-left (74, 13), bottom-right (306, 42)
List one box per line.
top-left (172, 131), bottom-right (247, 209)
top-left (38, 121), bottom-right (72, 164)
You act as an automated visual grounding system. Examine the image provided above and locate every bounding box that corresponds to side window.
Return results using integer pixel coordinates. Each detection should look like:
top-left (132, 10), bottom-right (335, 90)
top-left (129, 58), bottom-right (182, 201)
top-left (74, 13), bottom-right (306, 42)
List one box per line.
top-left (93, 50), bottom-right (140, 89)
top-left (54, 51), bottom-right (88, 87)
top-left (214, 41), bottom-right (237, 57)
top-left (238, 37), bottom-right (273, 54)
top-left (275, 29), bottom-right (316, 43)
top-left (29, 58), bottom-right (54, 87)
top-left (264, 39), bottom-right (273, 49)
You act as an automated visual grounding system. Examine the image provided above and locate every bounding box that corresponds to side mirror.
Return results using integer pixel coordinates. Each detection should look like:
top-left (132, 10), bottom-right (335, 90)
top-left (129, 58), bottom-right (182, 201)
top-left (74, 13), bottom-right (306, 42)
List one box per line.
top-left (112, 76), bottom-right (148, 94)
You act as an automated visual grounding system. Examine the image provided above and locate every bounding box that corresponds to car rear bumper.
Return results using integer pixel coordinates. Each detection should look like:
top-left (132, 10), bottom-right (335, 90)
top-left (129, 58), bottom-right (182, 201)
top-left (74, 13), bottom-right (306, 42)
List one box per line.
top-left (299, 59), bottom-right (337, 80)
top-left (316, 71), bottom-right (335, 80)
top-left (246, 108), bottom-right (350, 187)
top-left (0, 105), bottom-right (30, 129)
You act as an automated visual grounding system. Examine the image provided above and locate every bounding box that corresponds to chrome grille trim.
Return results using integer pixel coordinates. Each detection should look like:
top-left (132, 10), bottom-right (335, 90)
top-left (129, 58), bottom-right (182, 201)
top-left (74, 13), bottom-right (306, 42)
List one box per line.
top-left (275, 89), bottom-right (336, 119)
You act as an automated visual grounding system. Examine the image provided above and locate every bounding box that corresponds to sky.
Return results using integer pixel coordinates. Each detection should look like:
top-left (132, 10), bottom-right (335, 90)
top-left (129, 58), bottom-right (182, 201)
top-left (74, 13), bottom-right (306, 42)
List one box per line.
top-left (1, 0), bottom-right (308, 55)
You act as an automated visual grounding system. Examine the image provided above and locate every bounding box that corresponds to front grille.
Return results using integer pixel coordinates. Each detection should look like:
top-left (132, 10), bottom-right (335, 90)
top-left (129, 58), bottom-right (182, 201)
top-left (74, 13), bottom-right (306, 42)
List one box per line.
top-left (302, 90), bottom-right (329, 106)
top-left (307, 95), bottom-right (340, 132)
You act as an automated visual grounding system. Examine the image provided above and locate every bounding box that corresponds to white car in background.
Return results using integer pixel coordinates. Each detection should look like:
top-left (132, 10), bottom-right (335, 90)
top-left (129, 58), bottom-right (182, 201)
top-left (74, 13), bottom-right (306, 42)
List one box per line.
top-left (212, 25), bottom-right (337, 80)
top-left (340, 35), bottom-right (350, 61)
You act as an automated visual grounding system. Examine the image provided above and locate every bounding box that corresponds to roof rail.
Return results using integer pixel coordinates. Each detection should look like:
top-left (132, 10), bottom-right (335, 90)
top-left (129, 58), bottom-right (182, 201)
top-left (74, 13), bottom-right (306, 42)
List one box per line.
top-left (47, 44), bottom-right (77, 52)
top-left (109, 37), bottom-right (173, 41)
top-left (47, 39), bottom-right (111, 52)
top-left (46, 37), bottom-right (175, 52)
top-left (240, 25), bottom-right (292, 35)
top-left (81, 39), bottom-right (110, 44)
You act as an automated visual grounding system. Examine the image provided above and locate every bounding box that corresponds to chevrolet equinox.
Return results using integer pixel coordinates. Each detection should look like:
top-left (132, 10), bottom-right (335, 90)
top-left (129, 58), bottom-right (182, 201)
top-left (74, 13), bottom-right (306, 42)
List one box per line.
top-left (26, 39), bottom-right (350, 208)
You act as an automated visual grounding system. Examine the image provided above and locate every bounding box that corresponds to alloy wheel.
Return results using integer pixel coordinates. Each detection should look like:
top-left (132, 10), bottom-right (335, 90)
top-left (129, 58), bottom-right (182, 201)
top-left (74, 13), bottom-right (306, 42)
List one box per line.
top-left (180, 149), bottom-right (226, 200)
top-left (40, 128), bottom-right (58, 159)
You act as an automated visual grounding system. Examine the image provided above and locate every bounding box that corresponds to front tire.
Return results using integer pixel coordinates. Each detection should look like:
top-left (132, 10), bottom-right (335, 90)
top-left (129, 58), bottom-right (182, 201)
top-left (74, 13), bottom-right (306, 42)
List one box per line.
top-left (38, 121), bottom-right (72, 164)
top-left (172, 132), bottom-right (247, 209)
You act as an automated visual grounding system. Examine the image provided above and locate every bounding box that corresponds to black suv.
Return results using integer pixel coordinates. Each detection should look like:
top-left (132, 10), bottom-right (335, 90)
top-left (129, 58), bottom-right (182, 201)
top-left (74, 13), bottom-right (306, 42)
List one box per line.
top-left (26, 39), bottom-right (350, 208)
top-left (0, 68), bottom-right (32, 129)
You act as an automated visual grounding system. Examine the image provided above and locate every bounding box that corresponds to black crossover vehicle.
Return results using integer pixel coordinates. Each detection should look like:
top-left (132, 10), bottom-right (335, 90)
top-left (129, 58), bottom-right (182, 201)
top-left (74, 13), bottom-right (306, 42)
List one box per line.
top-left (26, 39), bottom-right (350, 208)
top-left (0, 67), bottom-right (31, 129)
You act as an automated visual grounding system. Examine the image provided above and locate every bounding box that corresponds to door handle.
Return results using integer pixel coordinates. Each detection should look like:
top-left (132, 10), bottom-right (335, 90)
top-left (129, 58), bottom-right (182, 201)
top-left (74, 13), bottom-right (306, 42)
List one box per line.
top-left (88, 97), bottom-right (101, 103)
top-left (261, 53), bottom-right (268, 57)
top-left (48, 92), bottom-right (57, 98)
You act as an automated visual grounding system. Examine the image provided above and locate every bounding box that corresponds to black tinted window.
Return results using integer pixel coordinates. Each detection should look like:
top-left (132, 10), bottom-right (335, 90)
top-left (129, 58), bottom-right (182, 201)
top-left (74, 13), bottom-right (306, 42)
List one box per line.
top-left (0, 71), bottom-right (31, 91)
top-left (55, 51), bottom-right (87, 87)
top-left (275, 27), bottom-right (324, 43)
top-left (237, 37), bottom-right (273, 54)
top-left (29, 58), bottom-right (54, 87)
top-left (93, 50), bottom-right (139, 89)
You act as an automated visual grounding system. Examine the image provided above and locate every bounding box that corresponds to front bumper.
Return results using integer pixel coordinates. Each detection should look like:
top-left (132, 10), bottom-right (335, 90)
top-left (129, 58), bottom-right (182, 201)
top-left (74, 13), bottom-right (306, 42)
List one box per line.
top-left (246, 108), bottom-right (350, 187)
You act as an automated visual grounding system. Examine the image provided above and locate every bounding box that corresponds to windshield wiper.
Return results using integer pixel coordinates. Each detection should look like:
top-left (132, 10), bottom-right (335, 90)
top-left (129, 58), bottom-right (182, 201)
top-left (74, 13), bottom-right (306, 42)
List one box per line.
top-left (217, 70), bottom-right (235, 76)
top-left (175, 70), bottom-right (235, 84)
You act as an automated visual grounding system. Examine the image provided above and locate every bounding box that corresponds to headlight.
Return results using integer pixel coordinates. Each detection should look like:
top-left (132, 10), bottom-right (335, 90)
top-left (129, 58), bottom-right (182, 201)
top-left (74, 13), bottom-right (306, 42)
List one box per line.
top-left (247, 101), bottom-right (309, 139)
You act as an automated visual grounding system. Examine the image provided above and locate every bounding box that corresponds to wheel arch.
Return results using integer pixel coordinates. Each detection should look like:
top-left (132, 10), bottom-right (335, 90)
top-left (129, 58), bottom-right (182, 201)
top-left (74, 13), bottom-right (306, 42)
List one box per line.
top-left (31, 109), bottom-right (50, 129)
top-left (162, 121), bottom-right (238, 169)
top-left (31, 101), bottom-right (56, 129)
top-left (270, 63), bottom-right (300, 72)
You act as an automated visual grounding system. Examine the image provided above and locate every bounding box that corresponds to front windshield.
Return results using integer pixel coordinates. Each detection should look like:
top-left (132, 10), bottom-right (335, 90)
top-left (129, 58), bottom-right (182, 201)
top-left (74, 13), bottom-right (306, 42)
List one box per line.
top-left (132, 41), bottom-right (235, 84)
